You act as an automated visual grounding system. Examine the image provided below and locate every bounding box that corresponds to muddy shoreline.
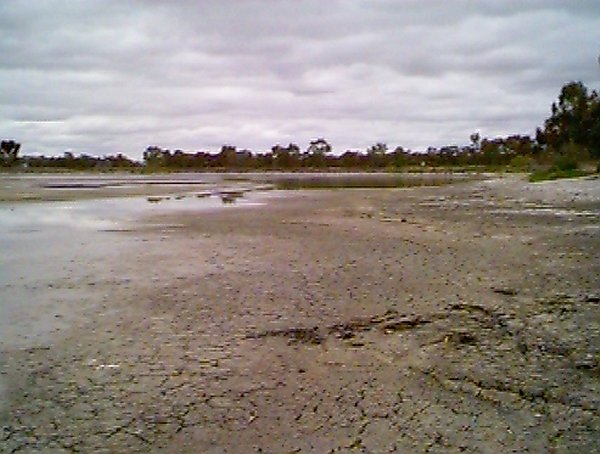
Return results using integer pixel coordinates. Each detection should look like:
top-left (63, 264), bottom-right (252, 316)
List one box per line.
top-left (1, 174), bottom-right (599, 452)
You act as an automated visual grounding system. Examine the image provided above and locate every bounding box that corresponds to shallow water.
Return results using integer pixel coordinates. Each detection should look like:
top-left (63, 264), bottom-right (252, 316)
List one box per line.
top-left (0, 193), bottom-right (263, 231)
top-left (0, 171), bottom-right (477, 197)
top-left (0, 186), bottom-right (268, 351)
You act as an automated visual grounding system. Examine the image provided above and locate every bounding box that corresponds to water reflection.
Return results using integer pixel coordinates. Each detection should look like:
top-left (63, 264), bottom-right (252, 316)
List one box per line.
top-left (0, 187), bottom-right (267, 350)
top-left (0, 191), bottom-right (264, 234)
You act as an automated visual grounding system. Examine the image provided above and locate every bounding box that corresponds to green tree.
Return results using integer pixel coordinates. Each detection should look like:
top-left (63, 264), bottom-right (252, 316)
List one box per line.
top-left (480, 140), bottom-right (502, 166)
top-left (541, 81), bottom-right (600, 157)
top-left (272, 143), bottom-right (300, 168)
top-left (305, 138), bottom-right (332, 167)
top-left (366, 142), bottom-right (388, 168)
top-left (143, 146), bottom-right (166, 167)
top-left (217, 145), bottom-right (237, 167)
top-left (391, 146), bottom-right (410, 168)
top-left (306, 138), bottom-right (332, 156)
top-left (470, 132), bottom-right (481, 152)
top-left (1, 140), bottom-right (21, 166)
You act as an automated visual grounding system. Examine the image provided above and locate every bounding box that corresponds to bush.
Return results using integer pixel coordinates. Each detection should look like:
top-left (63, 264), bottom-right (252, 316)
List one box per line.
top-left (552, 154), bottom-right (579, 172)
top-left (509, 155), bottom-right (532, 170)
top-left (529, 168), bottom-right (587, 182)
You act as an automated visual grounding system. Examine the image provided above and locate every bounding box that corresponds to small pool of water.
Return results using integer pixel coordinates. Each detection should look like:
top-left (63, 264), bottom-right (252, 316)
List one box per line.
top-left (0, 191), bottom-right (264, 231)
top-left (0, 189), bottom-right (269, 351)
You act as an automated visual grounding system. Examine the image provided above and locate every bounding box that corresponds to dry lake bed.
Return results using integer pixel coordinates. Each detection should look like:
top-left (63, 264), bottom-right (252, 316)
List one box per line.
top-left (0, 172), bottom-right (599, 452)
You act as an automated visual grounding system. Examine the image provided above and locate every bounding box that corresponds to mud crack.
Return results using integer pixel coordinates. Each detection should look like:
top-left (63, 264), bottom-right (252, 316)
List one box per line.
top-left (246, 310), bottom-right (432, 344)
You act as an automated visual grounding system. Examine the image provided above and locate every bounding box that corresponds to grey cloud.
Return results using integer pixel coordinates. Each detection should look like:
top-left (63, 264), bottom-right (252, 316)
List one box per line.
top-left (1, 0), bottom-right (599, 158)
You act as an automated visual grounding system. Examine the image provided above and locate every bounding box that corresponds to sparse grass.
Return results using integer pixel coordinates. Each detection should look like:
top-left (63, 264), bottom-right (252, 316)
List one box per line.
top-left (268, 174), bottom-right (474, 189)
top-left (528, 152), bottom-right (599, 182)
top-left (528, 168), bottom-right (591, 182)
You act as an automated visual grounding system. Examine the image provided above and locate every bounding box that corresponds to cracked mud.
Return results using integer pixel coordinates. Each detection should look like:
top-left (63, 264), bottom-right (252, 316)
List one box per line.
top-left (1, 175), bottom-right (599, 452)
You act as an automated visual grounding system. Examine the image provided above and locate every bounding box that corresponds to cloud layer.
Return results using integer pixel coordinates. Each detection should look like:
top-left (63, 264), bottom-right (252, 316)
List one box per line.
top-left (1, 0), bottom-right (599, 158)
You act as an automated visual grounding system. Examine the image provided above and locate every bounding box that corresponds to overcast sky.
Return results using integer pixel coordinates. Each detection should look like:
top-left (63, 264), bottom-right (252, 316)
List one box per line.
top-left (1, 1), bottom-right (599, 159)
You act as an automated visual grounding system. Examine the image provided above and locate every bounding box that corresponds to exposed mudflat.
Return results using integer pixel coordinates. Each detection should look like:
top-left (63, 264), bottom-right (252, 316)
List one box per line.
top-left (1, 173), bottom-right (599, 452)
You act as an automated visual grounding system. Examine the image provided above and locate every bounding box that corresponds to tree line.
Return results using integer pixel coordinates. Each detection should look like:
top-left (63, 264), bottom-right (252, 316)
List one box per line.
top-left (141, 135), bottom-right (540, 171)
top-left (2, 81), bottom-right (599, 171)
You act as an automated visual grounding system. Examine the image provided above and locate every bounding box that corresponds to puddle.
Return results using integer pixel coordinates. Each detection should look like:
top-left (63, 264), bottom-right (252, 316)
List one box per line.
top-left (0, 191), bottom-right (266, 232)
top-left (0, 186), bottom-right (271, 352)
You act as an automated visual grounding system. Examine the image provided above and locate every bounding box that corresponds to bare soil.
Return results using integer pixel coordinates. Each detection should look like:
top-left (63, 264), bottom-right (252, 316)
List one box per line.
top-left (1, 174), bottom-right (599, 453)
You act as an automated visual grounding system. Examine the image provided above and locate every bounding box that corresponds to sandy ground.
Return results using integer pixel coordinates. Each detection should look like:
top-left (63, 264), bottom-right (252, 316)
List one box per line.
top-left (0, 174), bottom-right (599, 452)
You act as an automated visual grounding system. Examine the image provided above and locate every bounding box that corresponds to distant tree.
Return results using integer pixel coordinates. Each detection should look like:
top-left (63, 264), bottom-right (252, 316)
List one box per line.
top-left (390, 146), bottom-right (410, 168)
top-left (305, 138), bottom-right (332, 167)
top-left (367, 142), bottom-right (388, 155)
top-left (535, 127), bottom-right (546, 146)
top-left (306, 138), bottom-right (332, 156)
top-left (480, 139), bottom-right (504, 166)
top-left (272, 143), bottom-right (301, 168)
top-left (217, 145), bottom-right (237, 167)
top-left (288, 143), bottom-right (301, 156)
top-left (105, 153), bottom-right (137, 169)
top-left (470, 132), bottom-right (481, 152)
top-left (236, 149), bottom-right (254, 168)
top-left (143, 146), bottom-right (166, 167)
top-left (366, 142), bottom-right (388, 168)
top-left (541, 81), bottom-right (600, 157)
top-left (504, 135), bottom-right (533, 156)
top-left (339, 150), bottom-right (361, 168)
top-left (1, 140), bottom-right (21, 166)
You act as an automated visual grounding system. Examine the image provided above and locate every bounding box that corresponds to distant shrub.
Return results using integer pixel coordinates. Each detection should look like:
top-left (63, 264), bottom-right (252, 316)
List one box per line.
top-left (509, 155), bottom-right (532, 170)
top-left (552, 154), bottom-right (578, 172)
top-left (529, 168), bottom-right (589, 182)
top-left (528, 145), bottom-right (591, 181)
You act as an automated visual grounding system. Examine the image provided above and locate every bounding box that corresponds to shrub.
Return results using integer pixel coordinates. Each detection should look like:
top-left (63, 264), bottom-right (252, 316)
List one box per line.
top-left (552, 154), bottom-right (578, 172)
top-left (509, 155), bottom-right (532, 170)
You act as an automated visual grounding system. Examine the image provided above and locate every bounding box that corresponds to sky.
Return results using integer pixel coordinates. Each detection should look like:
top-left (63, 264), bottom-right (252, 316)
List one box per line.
top-left (1, 1), bottom-right (600, 159)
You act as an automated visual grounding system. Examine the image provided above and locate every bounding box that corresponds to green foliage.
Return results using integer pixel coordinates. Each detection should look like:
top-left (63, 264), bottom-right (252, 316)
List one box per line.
top-left (19, 151), bottom-right (139, 171)
top-left (508, 155), bottom-right (532, 170)
top-left (539, 81), bottom-right (600, 158)
top-left (552, 154), bottom-right (579, 172)
top-left (271, 143), bottom-right (301, 169)
top-left (527, 144), bottom-right (589, 181)
top-left (1, 140), bottom-right (21, 166)
top-left (470, 132), bottom-right (481, 152)
top-left (366, 142), bottom-right (388, 168)
top-left (306, 138), bottom-right (332, 156)
top-left (528, 168), bottom-right (589, 182)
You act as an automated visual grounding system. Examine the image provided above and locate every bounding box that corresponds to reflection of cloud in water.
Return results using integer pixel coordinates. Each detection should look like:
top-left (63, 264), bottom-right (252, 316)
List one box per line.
top-left (0, 202), bottom-right (118, 232)
top-left (0, 184), bottom-right (270, 352)
top-left (0, 191), bottom-right (267, 235)
top-left (38, 208), bottom-right (119, 230)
